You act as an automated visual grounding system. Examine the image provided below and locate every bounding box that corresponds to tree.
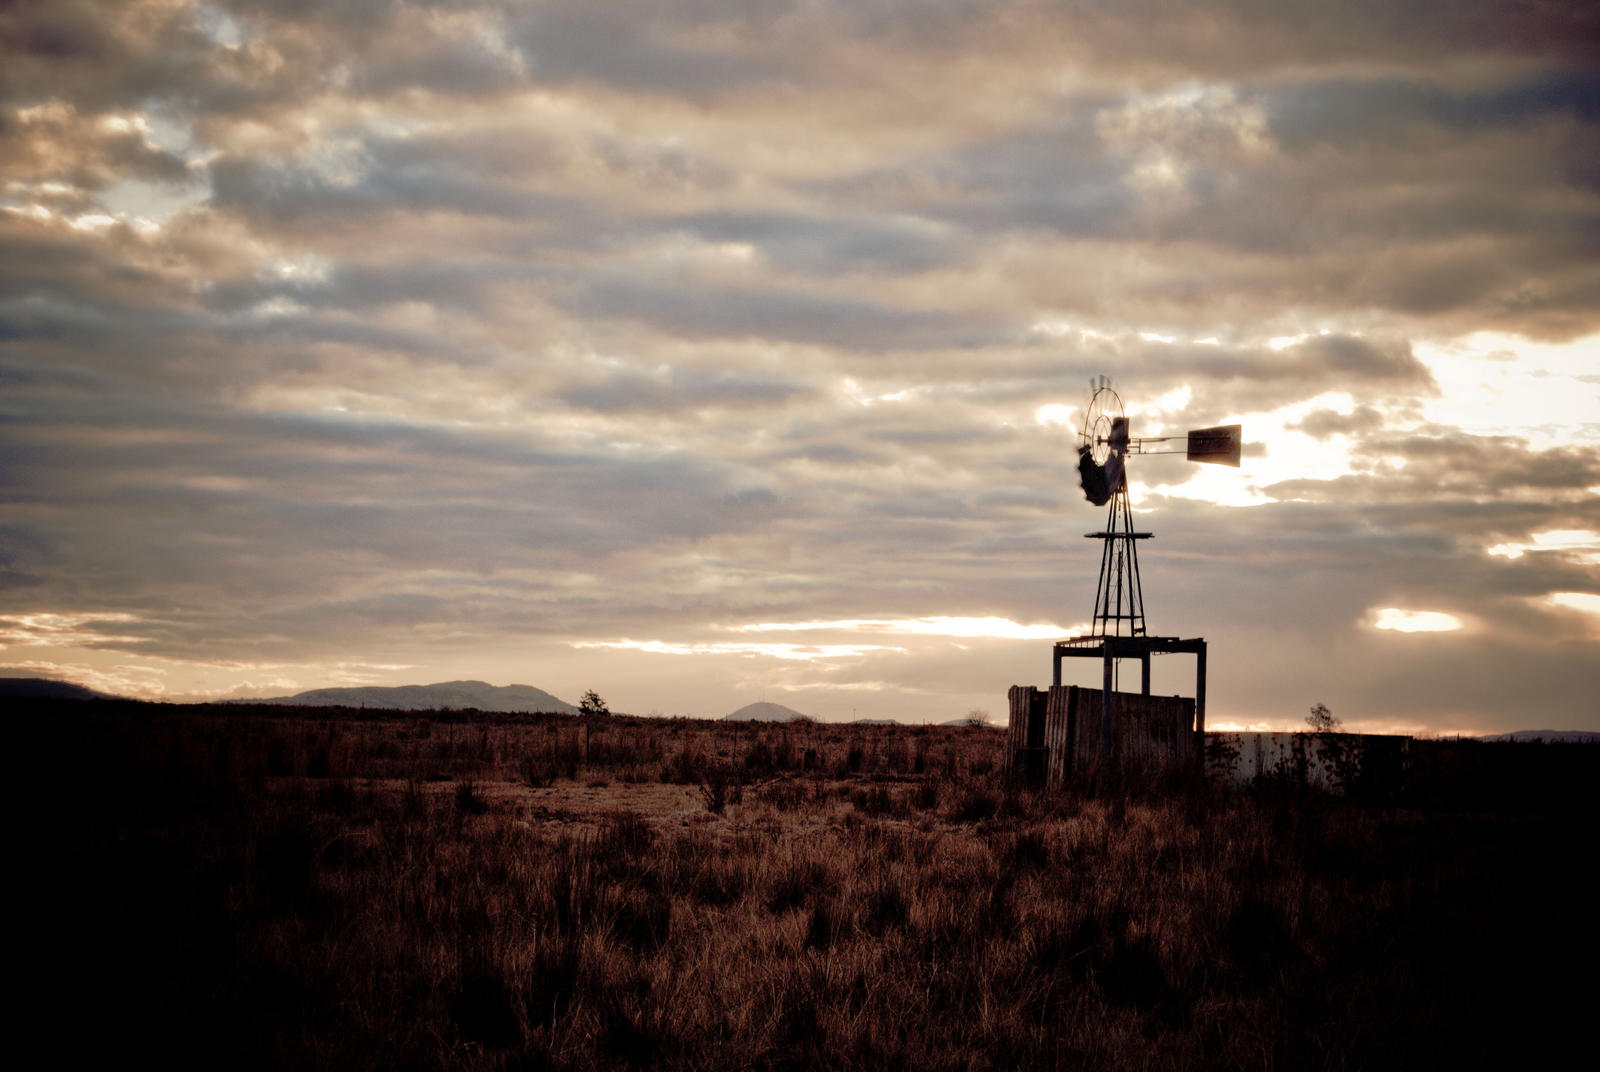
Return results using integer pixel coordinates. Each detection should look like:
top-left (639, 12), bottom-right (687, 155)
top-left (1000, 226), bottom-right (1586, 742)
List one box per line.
top-left (579, 690), bottom-right (609, 717)
top-left (1305, 702), bottom-right (1342, 733)
top-left (1306, 702), bottom-right (1359, 793)
top-left (964, 708), bottom-right (992, 728)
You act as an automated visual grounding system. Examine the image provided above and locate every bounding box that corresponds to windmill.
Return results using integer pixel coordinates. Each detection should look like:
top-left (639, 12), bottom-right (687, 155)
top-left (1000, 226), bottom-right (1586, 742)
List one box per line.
top-left (1007, 377), bottom-right (1243, 785)
top-left (1073, 375), bottom-right (1241, 640)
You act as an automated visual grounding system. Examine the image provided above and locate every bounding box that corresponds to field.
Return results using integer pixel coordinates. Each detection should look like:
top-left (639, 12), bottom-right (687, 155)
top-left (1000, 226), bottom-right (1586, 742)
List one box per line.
top-left (20, 701), bottom-right (1596, 1070)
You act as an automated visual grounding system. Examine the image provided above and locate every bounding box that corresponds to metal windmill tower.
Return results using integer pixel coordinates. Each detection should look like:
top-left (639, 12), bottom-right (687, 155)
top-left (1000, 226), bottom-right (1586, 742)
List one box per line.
top-left (1073, 376), bottom-right (1241, 640)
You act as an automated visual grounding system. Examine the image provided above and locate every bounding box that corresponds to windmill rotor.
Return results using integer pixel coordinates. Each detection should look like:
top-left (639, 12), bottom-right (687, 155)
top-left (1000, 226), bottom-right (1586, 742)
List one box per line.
top-left (1080, 380), bottom-right (1123, 466)
top-left (1076, 380), bottom-right (1126, 507)
top-left (1074, 379), bottom-right (1242, 506)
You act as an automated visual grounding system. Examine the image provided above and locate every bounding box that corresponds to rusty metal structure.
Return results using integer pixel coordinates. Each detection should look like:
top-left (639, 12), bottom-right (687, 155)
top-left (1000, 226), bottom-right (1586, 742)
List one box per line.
top-left (1008, 378), bottom-right (1242, 784)
top-left (1008, 684), bottom-right (1196, 785)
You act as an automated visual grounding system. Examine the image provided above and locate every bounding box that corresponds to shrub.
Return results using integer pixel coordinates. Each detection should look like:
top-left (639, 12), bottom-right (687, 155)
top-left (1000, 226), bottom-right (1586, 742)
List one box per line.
top-left (454, 779), bottom-right (489, 816)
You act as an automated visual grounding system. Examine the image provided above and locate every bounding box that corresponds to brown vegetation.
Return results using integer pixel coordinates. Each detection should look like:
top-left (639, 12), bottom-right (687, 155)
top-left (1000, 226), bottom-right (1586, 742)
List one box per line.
top-left (19, 701), bottom-right (1595, 1070)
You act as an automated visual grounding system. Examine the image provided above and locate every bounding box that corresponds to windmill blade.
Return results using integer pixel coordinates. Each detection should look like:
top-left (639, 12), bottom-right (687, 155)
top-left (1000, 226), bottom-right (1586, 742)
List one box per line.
top-left (1077, 446), bottom-right (1113, 506)
top-left (1185, 424), bottom-right (1242, 467)
top-left (1078, 415), bottom-right (1130, 505)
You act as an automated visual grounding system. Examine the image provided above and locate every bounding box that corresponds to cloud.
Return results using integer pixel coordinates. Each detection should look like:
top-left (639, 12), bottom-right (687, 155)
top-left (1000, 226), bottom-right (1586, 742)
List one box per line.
top-left (1265, 434), bottom-right (1600, 502)
top-left (670, 210), bottom-right (964, 275)
top-left (1291, 405), bottom-right (1385, 440)
top-left (727, 616), bottom-right (1075, 640)
top-left (563, 269), bottom-right (1017, 350)
top-left (3, 1), bottom-right (1597, 729)
top-left (1263, 69), bottom-right (1600, 152)
top-left (561, 364), bottom-right (811, 413)
top-left (1370, 608), bottom-right (1464, 633)
top-left (0, 611), bottom-right (145, 647)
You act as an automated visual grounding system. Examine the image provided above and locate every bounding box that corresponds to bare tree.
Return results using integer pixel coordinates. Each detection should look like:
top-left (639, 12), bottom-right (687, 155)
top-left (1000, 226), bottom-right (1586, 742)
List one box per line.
top-left (1305, 702), bottom-right (1341, 733)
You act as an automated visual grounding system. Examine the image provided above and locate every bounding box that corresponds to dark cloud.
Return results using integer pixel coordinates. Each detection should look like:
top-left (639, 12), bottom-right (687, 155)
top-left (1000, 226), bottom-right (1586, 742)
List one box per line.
top-left (1263, 434), bottom-right (1600, 503)
top-left (1209, 335), bottom-right (1435, 386)
top-left (820, 104), bottom-right (1136, 240)
top-left (1291, 405), bottom-right (1385, 440)
top-left (561, 365), bottom-right (811, 413)
top-left (1263, 69), bottom-right (1600, 152)
top-left (766, 442), bottom-right (883, 466)
top-left (671, 210), bottom-right (964, 275)
top-left (351, 22), bottom-right (527, 98)
top-left (1359, 434), bottom-right (1600, 493)
top-left (207, 147), bottom-right (575, 225)
top-left (564, 270), bottom-right (1017, 350)
top-left (502, 5), bottom-right (784, 99)
top-left (0, 353), bottom-right (789, 656)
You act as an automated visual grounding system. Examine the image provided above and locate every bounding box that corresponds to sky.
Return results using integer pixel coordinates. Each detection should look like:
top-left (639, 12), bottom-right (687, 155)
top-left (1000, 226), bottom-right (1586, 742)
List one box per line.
top-left (3, 1), bottom-right (1598, 732)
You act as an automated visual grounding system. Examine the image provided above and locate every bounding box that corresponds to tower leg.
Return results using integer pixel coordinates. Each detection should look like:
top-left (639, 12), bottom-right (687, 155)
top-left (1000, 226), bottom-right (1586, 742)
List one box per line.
top-left (1087, 485), bottom-right (1148, 640)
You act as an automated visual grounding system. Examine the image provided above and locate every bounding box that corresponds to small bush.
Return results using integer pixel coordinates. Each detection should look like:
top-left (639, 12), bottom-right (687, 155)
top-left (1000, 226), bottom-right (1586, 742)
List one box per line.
top-left (455, 779), bottom-right (489, 816)
top-left (949, 781), bottom-right (1000, 823)
top-left (699, 767), bottom-right (742, 814)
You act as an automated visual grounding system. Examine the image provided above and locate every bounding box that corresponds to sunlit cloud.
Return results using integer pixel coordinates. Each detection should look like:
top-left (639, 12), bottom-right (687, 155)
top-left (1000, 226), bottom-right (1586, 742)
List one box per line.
top-left (1370, 608), bottom-right (1465, 633)
top-left (1141, 470), bottom-right (1270, 508)
top-left (770, 679), bottom-right (895, 693)
top-left (1415, 332), bottom-right (1600, 448)
top-left (1035, 403), bottom-right (1077, 427)
top-left (1487, 530), bottom-right (1600, 562)
top-left (572, 639), bottom-right (905, 661)
top-left (0, 612), bottom-right (147, 647)
top-left (726, 616), bottom-right (1076, 640)
top-left (1544, 592), bottom-right (1600, 621)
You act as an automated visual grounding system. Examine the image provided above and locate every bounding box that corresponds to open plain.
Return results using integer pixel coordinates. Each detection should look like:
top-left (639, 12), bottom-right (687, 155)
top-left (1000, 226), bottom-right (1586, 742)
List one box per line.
top-left (19, 701), bottom-right (1596, 1070)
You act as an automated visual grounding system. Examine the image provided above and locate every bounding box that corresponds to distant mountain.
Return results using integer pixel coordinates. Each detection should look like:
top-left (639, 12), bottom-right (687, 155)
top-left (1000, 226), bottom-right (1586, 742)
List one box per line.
top-left (1480, 729), bottom-right (1600, 744)
top-left (723, 701), bottom-right (810, 723)
top-left (0, 676), bottom-right (117, 701)
top-left (939, 716), bottom-right (998, 727)
top-left (248, 680), bottom-right (578, 714)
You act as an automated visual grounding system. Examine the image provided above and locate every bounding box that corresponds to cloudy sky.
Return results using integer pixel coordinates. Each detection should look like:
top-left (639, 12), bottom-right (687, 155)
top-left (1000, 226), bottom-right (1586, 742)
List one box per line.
top-left (3, 1), bottom-right (1597, 731)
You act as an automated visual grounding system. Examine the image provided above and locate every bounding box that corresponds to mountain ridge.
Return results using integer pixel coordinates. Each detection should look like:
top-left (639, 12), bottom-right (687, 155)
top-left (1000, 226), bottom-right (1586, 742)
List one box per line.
top-left (0, 676), bottom-right (117, 701)
top-left (244, 680), bottom-right (578, 714)
top-left (723, 701), bottom-right (810, 722)
top-left (1478, 729), bottom-right (1600, 744)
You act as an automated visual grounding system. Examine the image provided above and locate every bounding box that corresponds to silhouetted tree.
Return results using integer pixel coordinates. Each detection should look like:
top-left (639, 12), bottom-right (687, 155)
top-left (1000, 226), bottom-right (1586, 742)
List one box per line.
top-left (579, 690), bottom-right (610, 717)
top-left (1305, 703), bottom-right (1341, 733)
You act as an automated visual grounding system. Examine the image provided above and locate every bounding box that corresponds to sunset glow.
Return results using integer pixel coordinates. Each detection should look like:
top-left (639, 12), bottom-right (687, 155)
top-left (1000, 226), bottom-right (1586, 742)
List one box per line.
top-left (1371, 609), bottom-right (1465, 634)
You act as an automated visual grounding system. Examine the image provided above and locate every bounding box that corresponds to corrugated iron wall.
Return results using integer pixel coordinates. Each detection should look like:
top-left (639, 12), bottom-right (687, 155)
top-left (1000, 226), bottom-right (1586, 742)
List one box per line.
top-left (1045, 685), bottom-right (1073, 785)
top-left (1005, 685), bottom-right (1031, 766)
top-left (1007, 684), bottom-right (1197, 786)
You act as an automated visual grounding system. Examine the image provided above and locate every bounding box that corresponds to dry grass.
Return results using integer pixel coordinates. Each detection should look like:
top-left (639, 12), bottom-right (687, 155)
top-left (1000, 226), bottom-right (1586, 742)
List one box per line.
top-left (18, 700), bottom-right (1595, 1070)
